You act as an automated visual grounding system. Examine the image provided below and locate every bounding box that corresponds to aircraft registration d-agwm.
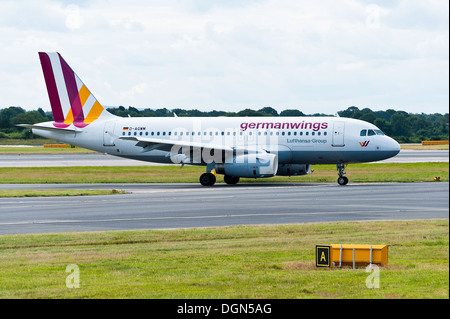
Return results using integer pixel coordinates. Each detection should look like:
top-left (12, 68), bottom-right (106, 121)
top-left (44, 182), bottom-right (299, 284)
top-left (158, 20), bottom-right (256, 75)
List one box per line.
top-left (19, 52), bottom-right (401, 186)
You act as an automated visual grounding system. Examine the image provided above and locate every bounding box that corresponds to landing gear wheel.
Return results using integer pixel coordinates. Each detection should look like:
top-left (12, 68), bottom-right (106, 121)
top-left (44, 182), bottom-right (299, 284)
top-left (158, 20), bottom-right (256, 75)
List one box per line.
top-left (224, 175), bottom-right (240, 185)
top-left (337, 176), bottom-right (348, 185)
top-left (200, 173), bottom-right (216, 186)
top-left (336, 163), bottom-right (348, 186)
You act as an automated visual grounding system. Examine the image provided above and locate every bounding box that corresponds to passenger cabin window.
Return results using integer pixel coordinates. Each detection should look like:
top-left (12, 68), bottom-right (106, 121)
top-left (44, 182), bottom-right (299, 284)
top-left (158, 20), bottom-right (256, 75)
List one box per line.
top-left (360, 129), bottom-right (367, 136)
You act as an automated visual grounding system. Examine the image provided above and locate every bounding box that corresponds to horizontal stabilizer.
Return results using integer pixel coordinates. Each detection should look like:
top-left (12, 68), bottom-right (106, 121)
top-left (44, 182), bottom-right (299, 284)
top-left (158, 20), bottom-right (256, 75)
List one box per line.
top-left (17, 124), bottom-right (82, 133)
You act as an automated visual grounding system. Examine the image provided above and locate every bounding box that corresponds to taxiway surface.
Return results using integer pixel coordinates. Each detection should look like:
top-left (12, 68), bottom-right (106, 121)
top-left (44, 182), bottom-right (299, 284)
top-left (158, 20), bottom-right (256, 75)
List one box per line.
top-left (0, 182), bottom-right (448, 235)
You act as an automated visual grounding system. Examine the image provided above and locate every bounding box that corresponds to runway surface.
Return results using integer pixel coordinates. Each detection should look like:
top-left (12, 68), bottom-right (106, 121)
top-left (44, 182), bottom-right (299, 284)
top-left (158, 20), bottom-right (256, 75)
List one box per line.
top-left (0, 149), bottom-right (448, 167)
top-left (0, 182), bottom-right (448, 235)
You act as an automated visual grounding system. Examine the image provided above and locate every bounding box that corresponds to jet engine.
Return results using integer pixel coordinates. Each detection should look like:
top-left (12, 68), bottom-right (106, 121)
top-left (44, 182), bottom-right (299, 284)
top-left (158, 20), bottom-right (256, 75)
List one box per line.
top-left (276, 164), bottom-right (311, 176)
top-left (215, 153), bottom-right (278, 178)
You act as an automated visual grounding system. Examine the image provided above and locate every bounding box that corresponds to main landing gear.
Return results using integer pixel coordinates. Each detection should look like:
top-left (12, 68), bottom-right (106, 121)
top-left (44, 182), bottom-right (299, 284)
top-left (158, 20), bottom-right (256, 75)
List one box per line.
top-left (199, 164), bottom-right (240, 186)
top-left (199, 163), bottom-right (217, 186)
top-left (199, 173), bottom-right (240, 186)
top-left (199, 172), bottom-right (216, 186)
top-left (224, 175), bottom-right (240, 185)
top-left (337, 163), bottom-right (349, 186)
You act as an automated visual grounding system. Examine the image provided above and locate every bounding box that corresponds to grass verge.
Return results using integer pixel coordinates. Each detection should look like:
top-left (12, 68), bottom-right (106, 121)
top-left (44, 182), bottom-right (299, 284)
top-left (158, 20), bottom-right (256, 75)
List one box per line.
top-left (0, 162), bottom-right (448, 184)
top-left (0, 138), bottom-right (59, 146)
top-left (0, 219), bottom-right (447, 299)
top-left (401, 144), bottom-right (448, 150)
top-left (0, 146), bottom-right (96, 154)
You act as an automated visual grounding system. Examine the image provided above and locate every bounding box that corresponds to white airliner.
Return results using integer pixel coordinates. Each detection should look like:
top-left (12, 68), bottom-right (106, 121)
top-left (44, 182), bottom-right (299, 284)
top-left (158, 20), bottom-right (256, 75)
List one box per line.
top-left (19, 52), bottom-right (401, 186)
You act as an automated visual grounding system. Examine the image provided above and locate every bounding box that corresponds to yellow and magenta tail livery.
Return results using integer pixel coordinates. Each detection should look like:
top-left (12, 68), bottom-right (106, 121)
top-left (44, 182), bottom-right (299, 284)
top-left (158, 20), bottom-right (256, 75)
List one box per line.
top-left (39, 52), bottom-right (105, 128)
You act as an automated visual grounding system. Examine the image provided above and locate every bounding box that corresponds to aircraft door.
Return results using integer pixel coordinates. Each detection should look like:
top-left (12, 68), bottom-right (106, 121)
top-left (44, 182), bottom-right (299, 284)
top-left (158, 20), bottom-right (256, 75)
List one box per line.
top-left (103, 121), bottom-right (116, 146)
top-left (332, 121), bottom-right (345, 147)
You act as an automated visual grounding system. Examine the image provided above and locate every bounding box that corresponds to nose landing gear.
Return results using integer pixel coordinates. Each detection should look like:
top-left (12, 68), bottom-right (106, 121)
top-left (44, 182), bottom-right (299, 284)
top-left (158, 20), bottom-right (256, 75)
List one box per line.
top-left (337, 163), bottom-right (349, 185)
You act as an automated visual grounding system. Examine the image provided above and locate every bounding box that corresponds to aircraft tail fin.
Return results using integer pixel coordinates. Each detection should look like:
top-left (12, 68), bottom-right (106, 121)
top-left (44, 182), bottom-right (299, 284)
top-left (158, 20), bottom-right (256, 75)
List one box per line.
top-left (38, 52), bottom-right (115, 128)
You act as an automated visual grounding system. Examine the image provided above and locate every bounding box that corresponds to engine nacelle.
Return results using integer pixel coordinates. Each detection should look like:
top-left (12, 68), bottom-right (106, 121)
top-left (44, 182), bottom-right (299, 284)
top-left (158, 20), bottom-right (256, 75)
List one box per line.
top-left (215, 153), bottom-right (278, 178)
top-left (276, 164), bottom-right (311, 176)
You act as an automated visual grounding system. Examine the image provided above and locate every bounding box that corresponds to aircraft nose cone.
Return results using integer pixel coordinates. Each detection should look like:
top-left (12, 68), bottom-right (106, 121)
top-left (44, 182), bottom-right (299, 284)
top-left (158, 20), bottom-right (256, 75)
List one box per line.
top-left (388, 138), bottom-right (401, 157)
top-left (392, 139), bottom-right (401, 155)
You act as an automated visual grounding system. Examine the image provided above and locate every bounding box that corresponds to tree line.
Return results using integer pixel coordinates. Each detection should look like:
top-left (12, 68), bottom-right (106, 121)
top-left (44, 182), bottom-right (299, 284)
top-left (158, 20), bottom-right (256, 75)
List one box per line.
top-left (0, 105), bottom-right (448, 143)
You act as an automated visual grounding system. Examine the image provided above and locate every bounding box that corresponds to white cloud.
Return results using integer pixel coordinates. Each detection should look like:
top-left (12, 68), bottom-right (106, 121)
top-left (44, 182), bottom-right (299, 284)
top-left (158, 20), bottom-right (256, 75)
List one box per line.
top-left (119, 83), bottom-right (149, 101)
top-left (0, 0), bottom-right (448, 114)
top-left (65, 4), bottom-right (84, 30)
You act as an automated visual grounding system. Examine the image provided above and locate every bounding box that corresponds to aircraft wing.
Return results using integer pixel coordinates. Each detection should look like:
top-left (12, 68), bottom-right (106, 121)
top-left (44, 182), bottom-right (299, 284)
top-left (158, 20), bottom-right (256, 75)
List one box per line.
top-left (119, 136), bottom-right (236, 153)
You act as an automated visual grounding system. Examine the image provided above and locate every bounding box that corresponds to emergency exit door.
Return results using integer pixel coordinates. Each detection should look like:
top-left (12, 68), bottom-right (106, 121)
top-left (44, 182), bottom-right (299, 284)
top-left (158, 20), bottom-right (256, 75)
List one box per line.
top-left (103, 121), bottom-right (116, 146)
top-left (332, 121), bottom-right (345, 147)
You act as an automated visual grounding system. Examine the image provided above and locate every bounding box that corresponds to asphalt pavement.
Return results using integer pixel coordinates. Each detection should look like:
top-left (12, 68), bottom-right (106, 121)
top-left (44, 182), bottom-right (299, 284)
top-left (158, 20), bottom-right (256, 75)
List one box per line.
top-left (0, 182), bottom-right (448, 235)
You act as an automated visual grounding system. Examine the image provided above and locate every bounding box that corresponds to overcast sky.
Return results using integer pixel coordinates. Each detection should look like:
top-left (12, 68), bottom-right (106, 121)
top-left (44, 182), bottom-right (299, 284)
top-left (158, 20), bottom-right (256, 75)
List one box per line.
top-left (0, 0), bottom-right (448, 115)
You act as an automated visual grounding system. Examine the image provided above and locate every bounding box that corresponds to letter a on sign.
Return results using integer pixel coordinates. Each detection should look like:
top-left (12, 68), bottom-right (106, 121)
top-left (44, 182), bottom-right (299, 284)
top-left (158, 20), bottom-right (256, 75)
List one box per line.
top-left (316, 245), bottom-right (331, 267)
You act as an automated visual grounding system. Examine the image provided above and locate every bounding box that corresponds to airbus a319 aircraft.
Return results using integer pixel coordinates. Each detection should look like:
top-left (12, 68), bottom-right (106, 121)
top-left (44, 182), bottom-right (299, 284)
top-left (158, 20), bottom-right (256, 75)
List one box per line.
top-left (19, 52), bottom-right (401, 186)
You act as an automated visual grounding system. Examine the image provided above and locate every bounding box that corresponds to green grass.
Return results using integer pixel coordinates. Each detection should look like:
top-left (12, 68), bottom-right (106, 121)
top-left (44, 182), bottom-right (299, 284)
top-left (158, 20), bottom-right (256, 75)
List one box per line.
top-left (0, 220), bottom-right (447, 299)
top-left (0, 138), bottom-right (58, 146)
top-left (401, 144), bottom-right (448, 150)
top-left (0, 189), bottom-right (125, 197)
top-left (0, 162), bottom-right (448, 184)
top-left (0, 146), bottom-right (95, 154)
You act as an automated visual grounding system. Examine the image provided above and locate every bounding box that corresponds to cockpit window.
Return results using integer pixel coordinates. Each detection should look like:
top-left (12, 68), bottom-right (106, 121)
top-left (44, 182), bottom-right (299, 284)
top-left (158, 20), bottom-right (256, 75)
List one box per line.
top-left (361, 128), bottom-right (385, 136)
